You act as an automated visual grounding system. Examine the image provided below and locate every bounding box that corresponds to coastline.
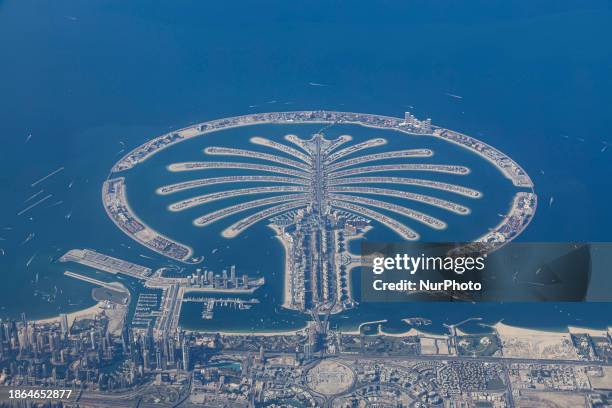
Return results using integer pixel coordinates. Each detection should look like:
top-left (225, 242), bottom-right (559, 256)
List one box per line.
top-left (340, 319), bottom-right (388, 336)
top-left (31, 281), bottom-right (130, 335)
top-left (378, 327), bottom-right (421, 337)
top-left (493, 321), bottom-right (575, 337)
top-left (269, 224), bottom-right (295, 311)
top-left (186, 327), bottom-right (306, 337)
top-left (32, 301), bottom-right (106, 326)
top-left (176, 307), bottom-right (612, 340)
top-left (218, 329), bottom-right (304, 337)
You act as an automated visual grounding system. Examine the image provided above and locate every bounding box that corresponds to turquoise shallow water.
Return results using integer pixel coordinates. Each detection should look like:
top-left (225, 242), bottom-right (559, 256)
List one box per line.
top-left (1, 1), bottom-right (612, 333)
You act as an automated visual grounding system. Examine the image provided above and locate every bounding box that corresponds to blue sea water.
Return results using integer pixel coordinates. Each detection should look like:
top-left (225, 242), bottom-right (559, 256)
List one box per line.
top-left (1, 0), bottom-right (612, 332)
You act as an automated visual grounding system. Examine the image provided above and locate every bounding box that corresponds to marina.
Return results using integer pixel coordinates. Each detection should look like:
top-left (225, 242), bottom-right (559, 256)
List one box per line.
top-left (181, 297), bottom-right (260, 320)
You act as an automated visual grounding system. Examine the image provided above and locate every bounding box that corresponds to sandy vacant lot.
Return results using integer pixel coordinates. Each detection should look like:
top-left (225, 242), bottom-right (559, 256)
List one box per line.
top-left (517, 391), bottom-right (586, 408)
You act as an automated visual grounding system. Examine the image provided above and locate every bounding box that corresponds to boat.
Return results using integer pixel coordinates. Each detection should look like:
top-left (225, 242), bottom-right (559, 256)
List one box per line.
top-left (26, 254), bottom-right (36, 267)
top-left (21, 233), bottom-right (35, 245)
top-left (445, 92), bottom-right (463, 99)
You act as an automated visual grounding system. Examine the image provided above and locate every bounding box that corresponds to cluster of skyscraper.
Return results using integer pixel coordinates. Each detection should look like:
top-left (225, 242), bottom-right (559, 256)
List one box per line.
top-left (0, 313), bottom-right (193, 390)
top-left (187, 265), bottom-right (251, 290)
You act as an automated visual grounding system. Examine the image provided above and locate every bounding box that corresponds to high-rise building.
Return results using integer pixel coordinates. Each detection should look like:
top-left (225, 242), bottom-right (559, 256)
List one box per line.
top-left (121, 326), bottom-right (129, 354)
top-left (222, 269), bottom-right (228, 282)
top-left (156, 348), bottom-right (162, 370)
top-left (181, 339), bottom-right (190, 371)
top-left (145, 322), bottom-right (154, 351)
top-left (60, 313), bottom-right (69, 336)
top-left (143, 347), bottom-right (150, 371)
top-left (17, 327), bottom-right (28, 351)
top-left (20, 314), bottom-right (29, 351)
top-left (2, 321), bottom-right (11, 342)
top-left (90, 329), bottom-right (96, 350)
top-left (258, 344), bottom-right (265, 363)
top-left (404, 111), bottom-right (416, 124)
top-left (167, 337), bottom-right (175, 365)
top-left (304, 342), bottom-right (312, 360)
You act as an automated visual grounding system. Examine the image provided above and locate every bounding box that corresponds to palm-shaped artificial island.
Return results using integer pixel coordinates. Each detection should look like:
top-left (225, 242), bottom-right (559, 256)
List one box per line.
top-left (94, 111), bottom-right (535, 326)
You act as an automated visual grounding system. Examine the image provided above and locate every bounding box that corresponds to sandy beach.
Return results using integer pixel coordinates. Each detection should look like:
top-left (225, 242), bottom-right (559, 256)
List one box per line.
top-left (378, 328), bottom-right (421, 337)
top-left (33, 301), bottom-right (106, 326)
top-left (494, 321), bottom-right (578, 360)
top-left (493, 322), bottom-right (568, 337)
top-left (340, 319), bottom-right (388, 335)
top-left (269, 225), bottom-right (295, 310)
top-left (192, 328), bottom-right (306, 337)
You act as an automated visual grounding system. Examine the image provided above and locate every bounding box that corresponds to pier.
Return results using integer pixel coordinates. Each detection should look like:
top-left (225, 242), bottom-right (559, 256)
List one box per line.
top-left (181, 297), bottom-right (260, 320)
top-left (63, 270), bottom-right (125, 291)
